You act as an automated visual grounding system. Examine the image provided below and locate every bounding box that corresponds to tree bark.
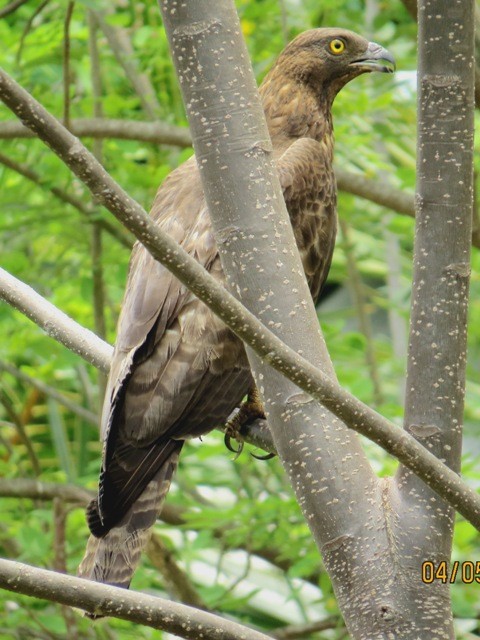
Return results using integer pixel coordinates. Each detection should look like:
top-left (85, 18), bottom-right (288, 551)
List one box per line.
top-left (0, 559), bottom-right (272, 640)
top-left (393, 0), bottom-right (475, 636)
top-left (0, 267), bottom-right (113, 371)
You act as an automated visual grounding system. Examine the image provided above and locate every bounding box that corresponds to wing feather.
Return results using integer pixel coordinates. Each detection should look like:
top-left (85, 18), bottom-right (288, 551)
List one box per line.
top-left (96, 157), bottom-right (250, 532)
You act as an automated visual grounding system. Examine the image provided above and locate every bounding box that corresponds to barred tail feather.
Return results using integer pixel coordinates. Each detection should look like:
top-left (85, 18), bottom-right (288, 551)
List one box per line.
top-left (78, 444), bottom-right (182, 590)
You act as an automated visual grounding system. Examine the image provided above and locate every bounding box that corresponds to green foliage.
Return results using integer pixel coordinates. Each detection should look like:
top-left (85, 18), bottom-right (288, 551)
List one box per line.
top-left (0, 1), bottom-right (479, 639)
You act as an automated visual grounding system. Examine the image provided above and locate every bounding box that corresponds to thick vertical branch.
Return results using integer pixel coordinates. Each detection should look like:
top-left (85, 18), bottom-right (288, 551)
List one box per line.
top-left (394, 0), bottom-right (475, 636)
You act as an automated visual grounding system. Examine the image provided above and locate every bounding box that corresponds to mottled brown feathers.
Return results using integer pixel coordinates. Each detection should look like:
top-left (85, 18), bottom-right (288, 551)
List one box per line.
top-left (79, 27), bottom-right (394, 589)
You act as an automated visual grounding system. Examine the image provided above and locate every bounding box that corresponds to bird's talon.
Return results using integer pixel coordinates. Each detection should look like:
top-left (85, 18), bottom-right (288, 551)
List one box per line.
top-left (251, 451), bottom-right (276, 461)
top-left (224, 432), bottom-right (244, 455)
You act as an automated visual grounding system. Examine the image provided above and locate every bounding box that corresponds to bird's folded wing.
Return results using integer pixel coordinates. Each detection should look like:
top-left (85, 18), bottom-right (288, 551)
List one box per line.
top-left (96, 158), bottom-right (248, 527)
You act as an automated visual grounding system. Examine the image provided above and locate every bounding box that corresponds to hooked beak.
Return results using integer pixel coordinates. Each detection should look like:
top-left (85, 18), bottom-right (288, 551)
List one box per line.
top-left (350, 41), bottom-right (396, 74)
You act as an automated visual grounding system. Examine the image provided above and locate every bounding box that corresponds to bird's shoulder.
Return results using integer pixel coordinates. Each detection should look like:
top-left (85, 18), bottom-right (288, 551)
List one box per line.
top-left (276, 136), bottom-right (337, 301)
top-left (276, 137), bottom-right (335, 205)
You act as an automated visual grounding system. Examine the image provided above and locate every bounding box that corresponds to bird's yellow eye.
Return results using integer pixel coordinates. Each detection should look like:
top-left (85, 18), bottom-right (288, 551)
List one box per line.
top-left (329, 39), bottom-right (345, 55)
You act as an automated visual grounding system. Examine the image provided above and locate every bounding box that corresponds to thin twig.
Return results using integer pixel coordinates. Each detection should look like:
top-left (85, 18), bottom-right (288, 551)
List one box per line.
top-left (93, 11), bottom-right (161, 119)
top-left (88, 11), bottom-right (108, 404)
top-left (0, 558), bottom-right (274, 640)
top-left (0, 478), bottom-right (93, 504)
top-left (52, 499), bottom-right (79, 640)
top-left (0, 387), bottom-right (41, 476)
top-left (278, 0), bottom-right (289, 46)
top-left (62, 2), bottom-right (75, 129)
top-left (146, 534), bottom-right (208, 610)
top-left (0, 360), bottom-right (98, 425)
top-left (0, 0), bottom-right (29, 19)
top-left (0, 117), bottom-right (192, 147)
top-left (16, 0), bottom-right (51, 64)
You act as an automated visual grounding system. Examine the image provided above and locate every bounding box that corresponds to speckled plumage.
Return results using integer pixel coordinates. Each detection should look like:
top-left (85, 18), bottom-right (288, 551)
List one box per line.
top-left (79, 28), bottom-right (394, 589)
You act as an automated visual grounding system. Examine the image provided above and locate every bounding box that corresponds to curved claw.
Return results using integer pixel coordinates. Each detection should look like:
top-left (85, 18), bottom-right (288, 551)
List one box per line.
top-left (250, 451), bottom-right (276, 461)
top-left (224, 432), bottom-right (244, 458)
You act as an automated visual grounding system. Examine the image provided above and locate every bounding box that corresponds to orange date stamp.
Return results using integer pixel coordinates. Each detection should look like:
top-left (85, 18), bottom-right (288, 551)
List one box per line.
top-left (422, 561), bottom-right (480, 584)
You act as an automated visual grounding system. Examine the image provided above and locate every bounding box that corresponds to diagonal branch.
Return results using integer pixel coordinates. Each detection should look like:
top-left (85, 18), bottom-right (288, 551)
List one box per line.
top-left (0, 558), bottom-right (273, 640)
top-left (1, 70), bottom-right (480, 532)
top-left (0, 267), bottom-right (113, 372)
top-left (0, 361), bottom-right (98, 426)
top-left (0, 0), bottom-right (29, 19)
top-left (93, 11), bottom-right (162, 120)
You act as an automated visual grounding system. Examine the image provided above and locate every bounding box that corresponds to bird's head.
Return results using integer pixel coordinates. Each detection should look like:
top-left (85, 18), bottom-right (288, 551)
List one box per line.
top-left (275, 28), bottom-right (395, 100)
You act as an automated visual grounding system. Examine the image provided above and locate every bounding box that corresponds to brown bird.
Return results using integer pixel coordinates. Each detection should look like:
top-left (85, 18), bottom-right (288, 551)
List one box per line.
top-left (79, 28), bottom-right (394, 589)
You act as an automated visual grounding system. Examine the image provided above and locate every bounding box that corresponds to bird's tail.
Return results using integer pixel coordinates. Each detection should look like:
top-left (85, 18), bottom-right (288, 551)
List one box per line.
top-left (78, 441), bottom-right (183, 589)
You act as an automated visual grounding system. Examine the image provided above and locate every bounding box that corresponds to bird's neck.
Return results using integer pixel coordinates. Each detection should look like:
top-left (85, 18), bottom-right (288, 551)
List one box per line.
top-left (260, 70), bottom-right (334, 153)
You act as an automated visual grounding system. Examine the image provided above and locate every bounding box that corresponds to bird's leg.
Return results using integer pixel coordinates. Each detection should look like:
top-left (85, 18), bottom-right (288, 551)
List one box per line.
top-left (224, 386), bottom-right (274, 460)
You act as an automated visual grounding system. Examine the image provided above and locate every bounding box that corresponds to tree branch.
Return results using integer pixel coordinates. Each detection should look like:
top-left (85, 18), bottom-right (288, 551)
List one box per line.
top-left (0, 0), bottom-right (29, 19)
top-left (0, 360), bottom-right (98, 426)
top-left (0, 267), bottom-right (113, 372)
top-left (0, 478), bottom-right (93, 504)
top-left (0, 117), bottom-right (192, 147)
top-left (399, 0), bottom-right (480, 110)
top-left (0, 559), bottom-right (273, 640)
top-left (62, 2), bottom-right (75, 129)
top-left (1, 70), bottom-right (480, 531)
top-left (394, 0), bottom-right (475, 633)
top-left (272, 617), bottom-right (341, 639)
top-left (335, 167), bottom-right (414, 217)
top-left (93, 11), bottom-right (162, 120)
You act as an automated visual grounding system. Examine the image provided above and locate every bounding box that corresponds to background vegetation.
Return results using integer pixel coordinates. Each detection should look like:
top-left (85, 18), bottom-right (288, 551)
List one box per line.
top-left (0, 0), bottom-right (479, 638)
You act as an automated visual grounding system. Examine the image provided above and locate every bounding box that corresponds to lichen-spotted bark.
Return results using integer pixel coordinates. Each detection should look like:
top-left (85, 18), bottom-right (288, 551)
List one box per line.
top-left (396, 0), bottom-right (475, 637)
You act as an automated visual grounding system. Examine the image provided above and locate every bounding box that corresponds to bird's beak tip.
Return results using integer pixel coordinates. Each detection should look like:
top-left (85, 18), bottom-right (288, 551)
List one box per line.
top-left (350, 42), bottom-right (396, 74)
